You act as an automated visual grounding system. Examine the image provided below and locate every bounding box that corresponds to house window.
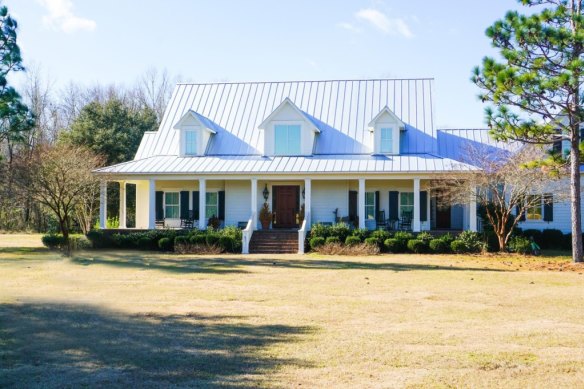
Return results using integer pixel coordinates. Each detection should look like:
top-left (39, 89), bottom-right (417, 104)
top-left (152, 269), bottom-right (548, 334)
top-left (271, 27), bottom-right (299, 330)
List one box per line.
top-left (400, 192), bottom-right (414, 218)
top-left (274, 124), bottom-right (301, 155)
top-left (165, 192), bottom-right (179, 218)
top-left (185, 130), bottom-right (197, 155)
top-left (380, 127), bottom-right (393, 153)
top-left (206, 192), bottom-right (218, 218)
top-left (365, 192), bottom-right (375, 220)
top-left (526, 195), bottom-right (543, 220)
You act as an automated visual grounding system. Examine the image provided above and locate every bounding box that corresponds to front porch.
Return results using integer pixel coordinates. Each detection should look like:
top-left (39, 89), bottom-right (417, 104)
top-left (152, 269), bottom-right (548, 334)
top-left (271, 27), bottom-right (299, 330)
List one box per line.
top-left (99, 176), bottom-right (478, 253)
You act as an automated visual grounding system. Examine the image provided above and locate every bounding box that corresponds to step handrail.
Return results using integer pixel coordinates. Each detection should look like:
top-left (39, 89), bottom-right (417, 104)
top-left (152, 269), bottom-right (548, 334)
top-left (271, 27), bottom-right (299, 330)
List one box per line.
top-left (242, 212), bottom-right (255, 254)
top-left (297, 211), bottom-right (309, 254)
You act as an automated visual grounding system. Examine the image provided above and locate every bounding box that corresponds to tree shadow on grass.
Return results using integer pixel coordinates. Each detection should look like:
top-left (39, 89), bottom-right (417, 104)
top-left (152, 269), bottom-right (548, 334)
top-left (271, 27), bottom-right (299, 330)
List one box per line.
top-left (0, 302), bottom-right (314, 388)
top-left (71, 251), bottom-right (509, 274)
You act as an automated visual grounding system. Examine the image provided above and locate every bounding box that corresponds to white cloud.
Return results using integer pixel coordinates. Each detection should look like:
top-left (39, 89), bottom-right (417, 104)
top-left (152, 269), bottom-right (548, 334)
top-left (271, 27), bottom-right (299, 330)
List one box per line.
top-left (337, 22), bottom-right (361, 34)
top-left (38, 0), bottom-right (96, 33)
top-left (355, 8), bottom-right (413, 38)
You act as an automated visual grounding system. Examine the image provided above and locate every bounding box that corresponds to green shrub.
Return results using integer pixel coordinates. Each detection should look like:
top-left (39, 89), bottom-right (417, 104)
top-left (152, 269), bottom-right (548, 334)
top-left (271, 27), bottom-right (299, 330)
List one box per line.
top-left (310, 223), bottom-right (330, 239)
top-left (325, 236), bottom-right (341, 245)
top-left (364, 237), bottom-right (379, 247)
top-left (522, 229), bottom-right (542, 245)
top-left (562, 233), bottom-right (572, 250)
top-left (309, 236), bottom-right (325, 249)
top-left (345, 236), bottom-right (361, 246)
top-left (219, 236), bottom-right (238, 252)
top-left (174, 236), bottom-right (189, 246)
top-left (483, 231), bottom-right (500, 252)
top-left (189, 234), bottom-right (207, 245)
top-left (540, 229), bottom-right (564, 249)
top-left (416, 232), bottom-right (434, 245)
top-left (86, 230), bottom-right (114, 249)
top-left (394, 231), bottom-right (414, 243)
top-left (329, 223), bottom-right (351, 242)
top-left (137, 237), bottom-right (153, 250)
top-left (508, 235), bottom-right (531, 254)
top-left (42, 234), bottom-right (66, 249)
top-left (351, 228), bottom-right (370, 241)
top-left (384, 238), bottom-right (404, 253)
top-left (407, 239), bottom-right (427, 254)
top-left (370, 230), bottom-right (391, 248)
top-left (451, 240), bottom-right (468, 253)
top-left (158, 237), bottom-right (173, 251)
top-left (438, 233), bottom-right (455, 245)
top-left (429, 239), bottom-right (449, 253)
top-left (454, 231), bottom-right (485, 253)
top-left (206, 233), bottom-right (221, 247)
top-left (69, 235), bottom-right (91, 250)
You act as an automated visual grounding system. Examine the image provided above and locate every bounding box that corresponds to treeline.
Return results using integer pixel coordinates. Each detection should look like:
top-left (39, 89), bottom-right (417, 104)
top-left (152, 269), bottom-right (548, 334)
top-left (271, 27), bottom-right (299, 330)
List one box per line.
top-left (0, 65), bottom-right (179, 233)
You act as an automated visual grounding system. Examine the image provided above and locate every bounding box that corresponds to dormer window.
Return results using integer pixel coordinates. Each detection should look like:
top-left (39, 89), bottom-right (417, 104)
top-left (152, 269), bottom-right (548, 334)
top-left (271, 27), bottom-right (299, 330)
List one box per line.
top-left (368, 106), bottom-right (405, 155)
top-left (380, 127), bottom-right (393, 153)
top-left (184, 128), bottom-right (198, 156)
top-left (275, 124), bottom-right (301, 155)
top-left (173, 110), bottom-right (217, 157)
top-left (258, 98), bottom-right (320, 157)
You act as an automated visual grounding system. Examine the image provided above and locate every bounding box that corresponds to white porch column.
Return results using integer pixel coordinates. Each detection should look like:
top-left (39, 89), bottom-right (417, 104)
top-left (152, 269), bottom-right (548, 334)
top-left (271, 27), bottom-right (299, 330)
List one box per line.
top-left (251, 178), bottom-right (258, 230)
top-left (304, 178), bottom-right (312, 230)
top-left (99, 181), bottom-right (107, 229)
top-left (469, 186), bottom-right (478, 232)
top-left (148, 179), bottom-right (156, 229)
top-left (199, 178), bottom-right (206, 230)
top-left (119, 181), bottom-right (127, 229)
top-left (413, 178), bottom-right (421, 232)
top-left (358, 178), bottom-right (365, 229)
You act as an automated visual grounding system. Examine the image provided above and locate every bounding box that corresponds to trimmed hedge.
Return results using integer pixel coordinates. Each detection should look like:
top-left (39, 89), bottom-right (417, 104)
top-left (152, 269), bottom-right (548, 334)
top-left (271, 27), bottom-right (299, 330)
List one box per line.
top-left (158, 237), bottom-right (173, 251)
top-left (451, 240), bottom-right (467, 254)
top-left (364, 237), bottom-right (379, 246)
top-left (407, 239), bottom-right (427, 254)
top-left (384, 238), bottom-right (404, 253)
top-left (325, 236), bottom-right (341, 245)
top-left (42, 234), bottom-right (91, 251)
top-left (429, 239), bottom-right (449, 253)
top-left (42, 234), bottom-right (66, 249)
top-left (345, 236), bottom-right (361, 246)
top-left (540, 229), bottom-right (564, 249)
top-left (309, 236), bottom-right (325, 249)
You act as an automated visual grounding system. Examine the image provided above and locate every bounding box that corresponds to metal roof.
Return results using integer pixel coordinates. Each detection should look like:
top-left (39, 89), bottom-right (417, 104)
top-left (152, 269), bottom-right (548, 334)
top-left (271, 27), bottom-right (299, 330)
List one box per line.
top-left (437, 129), bottom-right (521, 163)
top-left (136, 78), bottom-right (436, 160)
top-left (96, 153), bottom-right (477, 175)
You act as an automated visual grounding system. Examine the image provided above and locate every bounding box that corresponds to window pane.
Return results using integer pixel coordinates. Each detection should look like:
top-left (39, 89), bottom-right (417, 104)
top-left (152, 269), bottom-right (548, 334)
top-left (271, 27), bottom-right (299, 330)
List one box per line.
top-left (365, 192), bottom-right (375, 219)
top-left (380, 128), bottom-right (393, 153)
top-left (165, 192), bottom-right (179, 218)
top-left (400, 192), bottom-right (414, 218)
top-left (206, 192), bottom-right (218, 218)
top-left (288, 125), bottom-right (301, 154)
top-left (185, 130), bottom-right (197, 155)
top-left (527, 195), bottom-right (542, 220)
top-left (275, 124), bottom-right (300, 155)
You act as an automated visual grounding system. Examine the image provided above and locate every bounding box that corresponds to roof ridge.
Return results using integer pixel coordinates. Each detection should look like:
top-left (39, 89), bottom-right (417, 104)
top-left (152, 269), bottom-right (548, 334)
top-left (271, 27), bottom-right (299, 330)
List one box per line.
top-left (176, 77), bottom-right (435, 86)
top-left (438, 128), bottom-right (489, 131)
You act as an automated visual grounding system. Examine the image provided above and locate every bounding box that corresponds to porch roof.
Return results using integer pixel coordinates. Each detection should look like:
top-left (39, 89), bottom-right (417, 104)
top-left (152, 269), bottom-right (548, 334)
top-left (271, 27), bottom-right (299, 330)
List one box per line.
top-left (94, 153), bottom-right (478, 175)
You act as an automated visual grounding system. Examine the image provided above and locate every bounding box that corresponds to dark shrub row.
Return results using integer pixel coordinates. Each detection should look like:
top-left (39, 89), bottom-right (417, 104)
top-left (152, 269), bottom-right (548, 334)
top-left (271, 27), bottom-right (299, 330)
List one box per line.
top-left (85, 226), bottom-right (243, 253)
top-left (41, 234), bottom-right (92, 251)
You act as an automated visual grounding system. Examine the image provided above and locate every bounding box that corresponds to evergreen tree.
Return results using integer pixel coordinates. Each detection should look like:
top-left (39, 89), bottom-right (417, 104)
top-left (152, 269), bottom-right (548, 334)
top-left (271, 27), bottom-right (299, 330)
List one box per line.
top-left (473, 0), bottom-right (584, 262)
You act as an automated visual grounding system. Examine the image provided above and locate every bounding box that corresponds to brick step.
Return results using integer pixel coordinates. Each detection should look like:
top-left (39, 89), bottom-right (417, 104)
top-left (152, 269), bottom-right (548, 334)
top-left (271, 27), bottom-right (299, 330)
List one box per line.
top-left (249, 230), bottom-right (299, 254)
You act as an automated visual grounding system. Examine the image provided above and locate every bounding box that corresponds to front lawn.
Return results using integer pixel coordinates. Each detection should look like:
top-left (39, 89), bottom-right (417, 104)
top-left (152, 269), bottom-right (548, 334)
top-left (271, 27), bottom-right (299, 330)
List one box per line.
top-left (1, 234), bottom-right (583, 388)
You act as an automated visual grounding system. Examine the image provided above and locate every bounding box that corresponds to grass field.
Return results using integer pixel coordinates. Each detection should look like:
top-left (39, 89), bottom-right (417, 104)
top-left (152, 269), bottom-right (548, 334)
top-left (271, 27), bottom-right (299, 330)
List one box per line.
top-left (1, 234), bottom-right (584, 388)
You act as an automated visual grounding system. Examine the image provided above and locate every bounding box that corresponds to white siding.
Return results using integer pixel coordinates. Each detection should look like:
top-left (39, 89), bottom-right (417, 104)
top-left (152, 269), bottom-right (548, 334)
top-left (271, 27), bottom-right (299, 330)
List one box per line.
top-left (225, 180), bottom-right (251, 227)
top-left (312, 181), bottom-right (349, 224)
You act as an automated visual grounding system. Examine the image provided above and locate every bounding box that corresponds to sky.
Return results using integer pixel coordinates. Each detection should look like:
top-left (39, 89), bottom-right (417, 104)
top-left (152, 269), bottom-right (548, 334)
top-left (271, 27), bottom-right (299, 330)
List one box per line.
top-left (5, 0), bottom-right (525, 128)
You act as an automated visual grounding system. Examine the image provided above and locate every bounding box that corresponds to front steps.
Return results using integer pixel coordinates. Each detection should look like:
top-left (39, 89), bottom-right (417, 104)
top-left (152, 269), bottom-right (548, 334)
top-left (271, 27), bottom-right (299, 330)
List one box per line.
top-left (249, 230), bottom-right (298, 254)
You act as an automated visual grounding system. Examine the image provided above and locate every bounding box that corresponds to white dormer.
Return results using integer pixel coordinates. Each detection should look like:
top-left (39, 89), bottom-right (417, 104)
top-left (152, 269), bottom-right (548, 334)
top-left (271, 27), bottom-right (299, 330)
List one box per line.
top-left (368, 106), bottom-right (405, 155)
top-left (258, 98), bottom-right (320, 156)
top-left (173, 110), bottom-right (217, 157)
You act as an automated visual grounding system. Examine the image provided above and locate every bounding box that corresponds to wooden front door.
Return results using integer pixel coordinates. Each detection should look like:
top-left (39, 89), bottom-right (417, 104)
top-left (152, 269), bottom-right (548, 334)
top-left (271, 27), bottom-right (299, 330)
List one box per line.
top-left (273, 186), bottom-right (300, 228)
top-left (435, 192), bottom-right (451, 229)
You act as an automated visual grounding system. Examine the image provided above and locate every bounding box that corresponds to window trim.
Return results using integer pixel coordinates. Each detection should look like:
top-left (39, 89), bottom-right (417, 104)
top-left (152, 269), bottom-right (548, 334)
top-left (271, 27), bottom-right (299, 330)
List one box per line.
top-left (164, 191), bottom-right (180, 219)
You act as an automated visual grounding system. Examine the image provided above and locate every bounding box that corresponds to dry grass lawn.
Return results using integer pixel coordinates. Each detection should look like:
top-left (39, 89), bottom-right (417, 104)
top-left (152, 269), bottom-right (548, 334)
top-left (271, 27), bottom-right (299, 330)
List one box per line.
top-left (1, 234), bottom-right (584, 388)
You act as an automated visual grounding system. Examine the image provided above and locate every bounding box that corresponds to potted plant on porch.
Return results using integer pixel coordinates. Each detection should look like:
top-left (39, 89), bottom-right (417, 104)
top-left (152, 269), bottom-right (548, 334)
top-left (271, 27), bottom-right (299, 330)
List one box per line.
top-left (259, 202), bottom-right (272, 229)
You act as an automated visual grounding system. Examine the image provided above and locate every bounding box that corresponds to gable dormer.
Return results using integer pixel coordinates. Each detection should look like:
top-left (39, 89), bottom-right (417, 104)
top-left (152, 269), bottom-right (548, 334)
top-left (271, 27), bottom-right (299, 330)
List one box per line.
top-left (258, 98), bottom-right (320, 156)
top-left (173, 110), bottom-right (217, 157)
top-left (368, 106), bottom-right (405, 155)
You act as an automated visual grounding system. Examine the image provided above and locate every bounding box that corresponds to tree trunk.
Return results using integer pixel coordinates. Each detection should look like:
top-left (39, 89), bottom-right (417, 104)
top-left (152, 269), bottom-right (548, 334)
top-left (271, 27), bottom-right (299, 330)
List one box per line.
top-left (570, 135), bottom-right (583, 262)
top-left (498, 234), bottom-right (506, 252)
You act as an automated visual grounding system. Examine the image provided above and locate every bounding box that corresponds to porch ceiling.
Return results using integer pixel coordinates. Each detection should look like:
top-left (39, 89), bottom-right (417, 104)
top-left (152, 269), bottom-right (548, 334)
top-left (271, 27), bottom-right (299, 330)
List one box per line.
top-left (94, 154), bottom-right (478, 175)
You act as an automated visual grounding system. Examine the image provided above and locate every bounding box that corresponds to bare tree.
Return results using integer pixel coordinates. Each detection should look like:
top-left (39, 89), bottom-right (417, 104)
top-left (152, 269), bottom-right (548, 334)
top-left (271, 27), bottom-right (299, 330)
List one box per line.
top-left (135, 67), bottom-right (176, 122)
top-left (13, 143), bottom-right (105, 250)
top-left (431, 145), bottom-right (567, 251)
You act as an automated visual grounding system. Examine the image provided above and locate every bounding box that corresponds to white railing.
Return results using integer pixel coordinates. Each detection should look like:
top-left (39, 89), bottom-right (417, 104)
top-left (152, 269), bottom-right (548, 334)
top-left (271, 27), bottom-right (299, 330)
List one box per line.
top-left (242, 212), bottom-right (255, 254)
top-left (298, 211), bottom-right (310, 254)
